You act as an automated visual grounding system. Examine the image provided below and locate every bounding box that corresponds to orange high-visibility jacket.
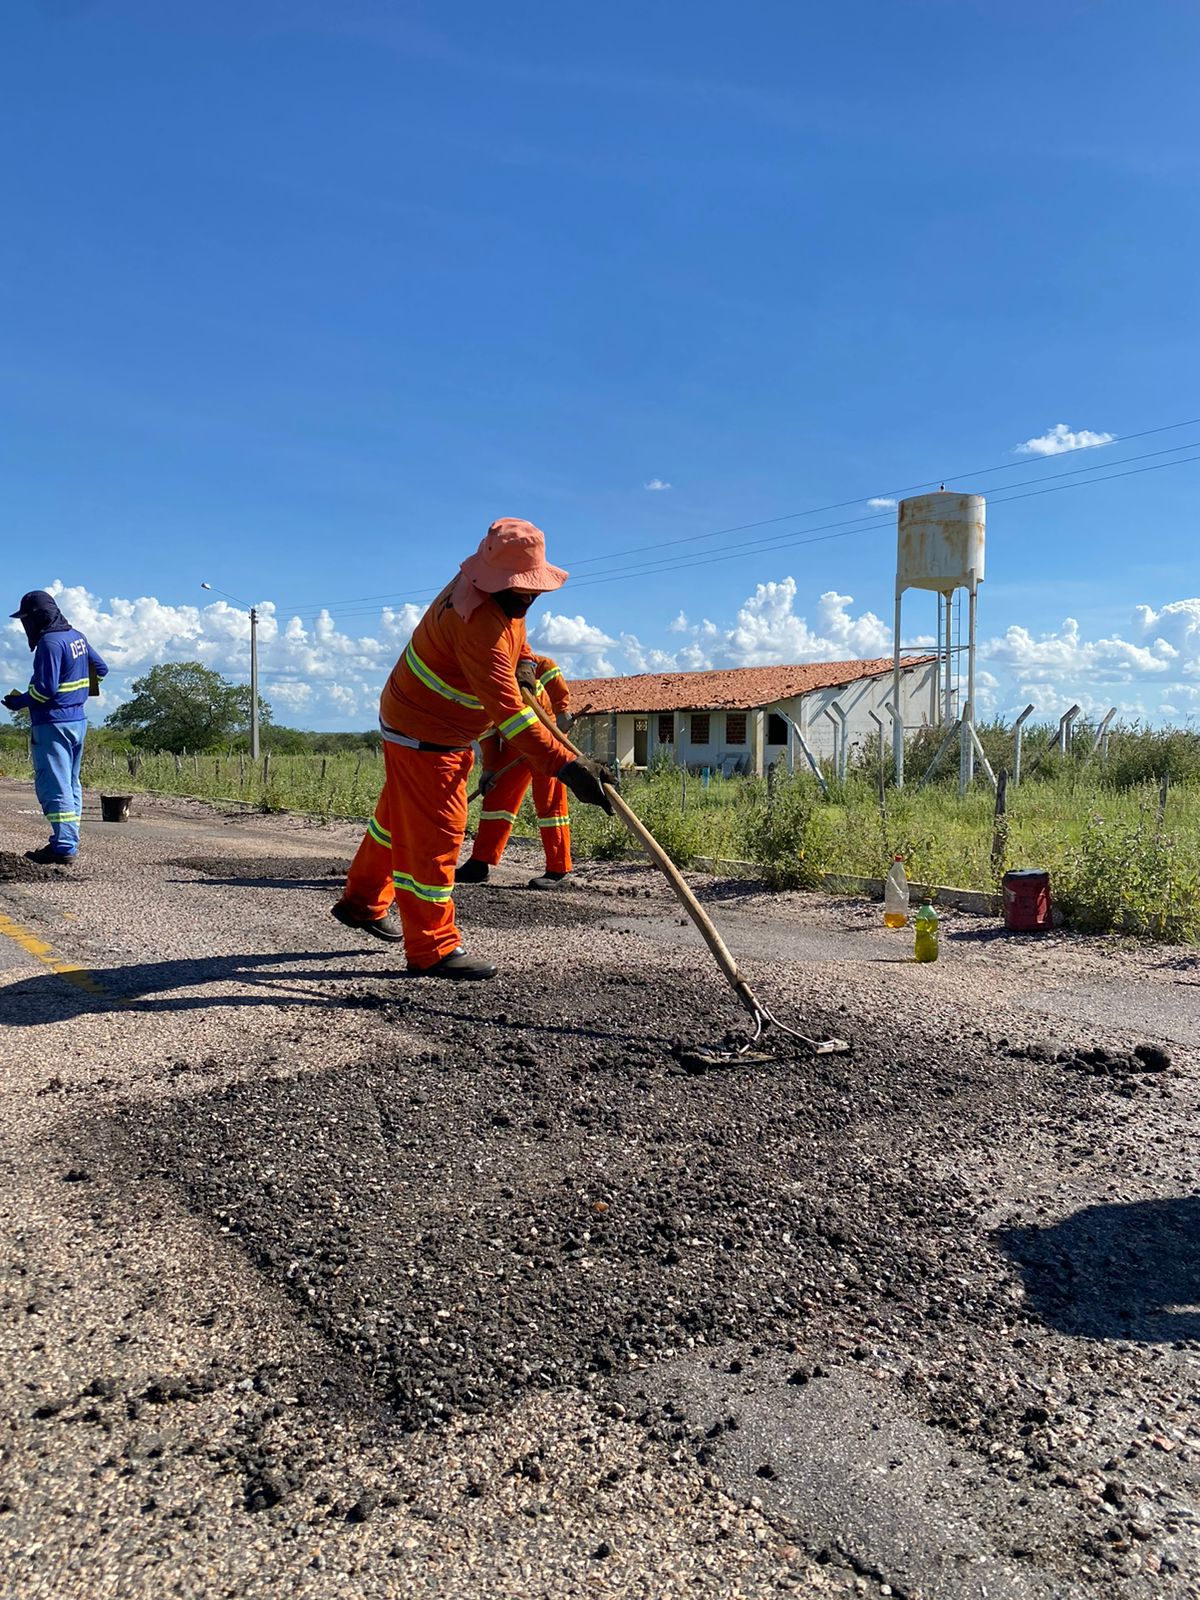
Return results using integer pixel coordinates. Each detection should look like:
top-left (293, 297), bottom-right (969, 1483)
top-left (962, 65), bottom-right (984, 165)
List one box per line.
top-left (479, 653), bottom-right (570, 771)
top-left (380, 587), bottom-right (567, 777)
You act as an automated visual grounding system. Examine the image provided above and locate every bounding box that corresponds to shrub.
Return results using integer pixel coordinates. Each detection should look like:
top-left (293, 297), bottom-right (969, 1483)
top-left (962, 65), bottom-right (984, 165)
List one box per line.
top-left (733, 771), bottom-right (821, 889)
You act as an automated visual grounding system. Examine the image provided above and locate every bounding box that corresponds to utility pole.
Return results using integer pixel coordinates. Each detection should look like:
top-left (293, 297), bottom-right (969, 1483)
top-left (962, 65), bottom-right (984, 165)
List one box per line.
top-left (249, 606), bottom-right (260, 761)
top-left (201, 580), bottom-right (260, 760)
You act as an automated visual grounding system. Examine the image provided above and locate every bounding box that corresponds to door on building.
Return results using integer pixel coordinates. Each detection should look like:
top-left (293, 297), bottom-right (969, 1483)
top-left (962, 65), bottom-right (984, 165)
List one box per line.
top-left (633, 717), bottom-right (648, 767)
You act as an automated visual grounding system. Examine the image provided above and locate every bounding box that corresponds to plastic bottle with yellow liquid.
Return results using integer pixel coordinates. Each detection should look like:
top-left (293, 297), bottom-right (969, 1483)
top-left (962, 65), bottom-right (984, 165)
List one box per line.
top-left (883, 855), bottom-right (909, 928)
top-left (914, 900), bottom-right (939, 962)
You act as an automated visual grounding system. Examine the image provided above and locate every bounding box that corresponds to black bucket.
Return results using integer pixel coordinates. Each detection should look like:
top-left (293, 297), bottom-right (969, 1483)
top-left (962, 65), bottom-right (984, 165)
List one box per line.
top-left (100, 794), bottom-right (133, 823)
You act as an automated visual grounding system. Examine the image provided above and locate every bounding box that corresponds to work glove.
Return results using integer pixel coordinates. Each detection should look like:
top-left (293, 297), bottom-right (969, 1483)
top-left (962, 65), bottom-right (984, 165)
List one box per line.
top-left (556, 710), bottom-right (574, 734)
top-left (515, 658), bottom-right (538, 693)
top-left (2, 691), bottom-right (22, 711)
top-left (559, 758), bottom-right (614, 814)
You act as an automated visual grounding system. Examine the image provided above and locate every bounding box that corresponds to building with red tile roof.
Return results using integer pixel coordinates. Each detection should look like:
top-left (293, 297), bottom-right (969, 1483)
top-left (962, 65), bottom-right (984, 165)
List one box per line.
top-left (567, 655), bottom-right (938, 774)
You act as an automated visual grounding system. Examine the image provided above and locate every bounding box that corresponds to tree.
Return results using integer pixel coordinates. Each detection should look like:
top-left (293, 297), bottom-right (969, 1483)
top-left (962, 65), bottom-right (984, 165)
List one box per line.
top-left (105, 662), bottom-right (272, 752)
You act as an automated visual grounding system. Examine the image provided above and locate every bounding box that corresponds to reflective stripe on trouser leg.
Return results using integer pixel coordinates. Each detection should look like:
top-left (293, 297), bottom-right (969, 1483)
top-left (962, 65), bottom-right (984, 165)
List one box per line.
top-left (342, 794), bottom-right (396, 922)
top-left (385, 742), bottom-right (472, 966)
top-left (31, 721), bottom-right (85, 855)
top-left (532, 772), bottom-right (572, 874)
top-left (470, 762), bottom-right (533, 868)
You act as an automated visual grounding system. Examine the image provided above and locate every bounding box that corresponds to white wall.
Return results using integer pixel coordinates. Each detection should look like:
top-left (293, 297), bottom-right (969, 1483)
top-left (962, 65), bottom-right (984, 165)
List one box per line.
top-left (786, 661), bottom-right (937, 765)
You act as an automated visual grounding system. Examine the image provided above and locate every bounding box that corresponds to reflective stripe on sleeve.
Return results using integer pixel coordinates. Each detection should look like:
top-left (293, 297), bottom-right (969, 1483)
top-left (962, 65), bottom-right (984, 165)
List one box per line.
top-left (498, 707), bottom-right (537, 739)
top-left (27, 685), bottom-right (49, 703)
top-left (392, 871), bottom-right (454, 904)
top-left (403, 642), bottom-right (483, 710)
top-left (536, 666), bottom-right (562, 690)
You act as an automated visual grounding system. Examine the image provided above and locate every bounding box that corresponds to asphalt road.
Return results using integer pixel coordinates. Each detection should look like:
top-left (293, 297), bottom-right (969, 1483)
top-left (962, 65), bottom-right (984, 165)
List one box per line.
top-left (1, 780), bottom-right (1198, 1599)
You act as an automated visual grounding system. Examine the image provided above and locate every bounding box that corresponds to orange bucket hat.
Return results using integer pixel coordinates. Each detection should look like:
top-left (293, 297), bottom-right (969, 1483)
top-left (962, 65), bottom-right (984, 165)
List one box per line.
top-left (453, 519), bottom-right (567, 620)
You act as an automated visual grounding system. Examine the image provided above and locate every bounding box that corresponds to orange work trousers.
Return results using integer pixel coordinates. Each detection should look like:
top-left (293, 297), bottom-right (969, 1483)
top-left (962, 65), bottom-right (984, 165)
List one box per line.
top-left (341, 742), bottom-right (473, 968)
top-left (471, 761), bottom-right (572, 874)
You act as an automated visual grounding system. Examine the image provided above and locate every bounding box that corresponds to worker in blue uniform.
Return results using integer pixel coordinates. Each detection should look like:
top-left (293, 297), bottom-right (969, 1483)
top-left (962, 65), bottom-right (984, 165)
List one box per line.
top-left (4, 590), bottom-right (109, 864)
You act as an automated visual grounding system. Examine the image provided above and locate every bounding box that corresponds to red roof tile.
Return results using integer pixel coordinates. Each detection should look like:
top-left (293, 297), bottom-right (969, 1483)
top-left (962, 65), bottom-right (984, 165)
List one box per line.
top-left (569, 657), bottom-right (932, 715)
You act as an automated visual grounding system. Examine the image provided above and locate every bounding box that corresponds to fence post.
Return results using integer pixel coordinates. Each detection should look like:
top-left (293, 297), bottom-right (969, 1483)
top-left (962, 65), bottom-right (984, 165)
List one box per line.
top-left (1010, 704), bottom-right (1035, 787)
top-left (766, 759), bottom-right (777, 812)
top-left (868, 709), bottom-right (886, 812)
top-left (991, 767), bottom-right (1009, 870)
top-left (1090, 707), bottom-right (1117, 758)
top-left (1057, 704), bottom-right (1081, 755)
top-left (263, 751), bottom-right (271, 790)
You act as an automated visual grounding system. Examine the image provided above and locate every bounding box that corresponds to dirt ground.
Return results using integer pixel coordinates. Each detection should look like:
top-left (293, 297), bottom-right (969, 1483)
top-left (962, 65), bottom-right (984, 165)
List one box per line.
top-left (1, 779), bottom-right (1198, 1600)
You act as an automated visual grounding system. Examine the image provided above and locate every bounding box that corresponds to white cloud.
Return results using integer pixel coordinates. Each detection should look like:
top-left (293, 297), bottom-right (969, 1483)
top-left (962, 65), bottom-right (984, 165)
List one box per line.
top-left (644, 478), bottom-right (672, 491)
top-left (529, 612), bottom-right (620, 676)
top-left (867, 496), bottom-right (897, 510)
top-left (1015, 423), bottom-right (1115, 456)
top-left (7, 577), bottom-right (1200, 733)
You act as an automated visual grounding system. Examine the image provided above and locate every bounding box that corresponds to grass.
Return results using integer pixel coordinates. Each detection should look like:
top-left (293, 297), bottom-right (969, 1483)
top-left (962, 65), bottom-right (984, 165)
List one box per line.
top-left (3, 727), bottom-right (1196, 941)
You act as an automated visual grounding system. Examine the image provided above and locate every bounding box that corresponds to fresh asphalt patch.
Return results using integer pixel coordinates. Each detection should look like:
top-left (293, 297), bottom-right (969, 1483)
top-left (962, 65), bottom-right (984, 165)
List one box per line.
top-left (67, 930), bottom-right (1200, 1597)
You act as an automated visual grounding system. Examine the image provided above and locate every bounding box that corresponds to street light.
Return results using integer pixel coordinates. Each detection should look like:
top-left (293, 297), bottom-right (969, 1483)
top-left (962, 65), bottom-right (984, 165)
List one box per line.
top-left (200, 581), bottom-right (260, 761)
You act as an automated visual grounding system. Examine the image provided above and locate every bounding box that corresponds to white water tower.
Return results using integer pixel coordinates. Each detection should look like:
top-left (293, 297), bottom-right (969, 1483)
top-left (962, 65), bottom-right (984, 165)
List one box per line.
top-left (891, 491), bottom-right (985, 787)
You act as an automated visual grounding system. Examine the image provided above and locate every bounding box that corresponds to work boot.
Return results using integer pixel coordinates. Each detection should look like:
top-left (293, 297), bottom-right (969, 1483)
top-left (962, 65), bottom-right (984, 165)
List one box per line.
top-left (25, 846), bottom-right (75, 866)
top-left (455, 858), bottom-right (490, 884)
top-left (407, 946), bottom-right (497, 981)
top-left (330, 900), bottom-right (405, 943)
top-left (528, 871), bottom-right (570, 890)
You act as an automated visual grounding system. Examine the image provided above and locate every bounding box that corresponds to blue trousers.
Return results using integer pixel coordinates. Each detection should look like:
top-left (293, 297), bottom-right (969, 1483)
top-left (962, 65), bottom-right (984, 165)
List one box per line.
top-left (31, 720), bottom-right (86, 856)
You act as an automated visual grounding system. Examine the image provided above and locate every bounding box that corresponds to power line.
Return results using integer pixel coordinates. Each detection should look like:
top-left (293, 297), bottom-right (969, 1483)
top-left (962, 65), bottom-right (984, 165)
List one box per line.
top-left (267, 413), bottom-right (1200, 613)
top-left (269, 431), bottom-right (1200, 619)
top-left (560, 448), bottom-right (1200, 592)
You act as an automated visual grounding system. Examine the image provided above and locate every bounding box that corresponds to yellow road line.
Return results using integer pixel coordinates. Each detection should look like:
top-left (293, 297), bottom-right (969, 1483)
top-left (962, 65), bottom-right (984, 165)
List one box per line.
top-left (0, 910), bottom-right (116, 1001)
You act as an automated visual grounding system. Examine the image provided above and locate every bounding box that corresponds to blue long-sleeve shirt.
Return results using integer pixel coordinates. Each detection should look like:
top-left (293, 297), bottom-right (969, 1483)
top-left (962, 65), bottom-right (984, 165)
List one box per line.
top-left (9, 629), bottom-right (109, 726)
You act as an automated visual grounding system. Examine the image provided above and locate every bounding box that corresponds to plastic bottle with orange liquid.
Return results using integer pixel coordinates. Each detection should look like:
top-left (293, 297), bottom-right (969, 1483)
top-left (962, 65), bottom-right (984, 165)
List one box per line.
top-left (883, 854), bottom-right (909, 928)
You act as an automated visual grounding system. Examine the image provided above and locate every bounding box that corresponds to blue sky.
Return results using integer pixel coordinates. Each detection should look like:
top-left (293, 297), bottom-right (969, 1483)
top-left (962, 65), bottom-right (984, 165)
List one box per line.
top-left (3, 0), bottom-right (1199, 727)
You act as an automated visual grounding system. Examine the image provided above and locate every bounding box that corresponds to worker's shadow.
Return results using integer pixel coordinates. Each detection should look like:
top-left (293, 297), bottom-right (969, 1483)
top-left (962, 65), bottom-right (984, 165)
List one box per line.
top-left (996, 1197), bottom-right (1200, 1342)
top-left (0, 950), bottom-right (381, 1023)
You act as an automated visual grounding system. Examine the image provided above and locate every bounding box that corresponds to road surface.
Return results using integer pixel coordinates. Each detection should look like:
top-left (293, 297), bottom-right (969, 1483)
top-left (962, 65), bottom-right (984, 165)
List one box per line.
top-left (1, 779), bottom-right (1198, 1599)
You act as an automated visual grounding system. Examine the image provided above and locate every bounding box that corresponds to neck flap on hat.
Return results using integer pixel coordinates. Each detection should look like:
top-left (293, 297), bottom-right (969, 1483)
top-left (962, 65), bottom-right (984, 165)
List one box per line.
top-left (450, 570), bottom-right (490, 623)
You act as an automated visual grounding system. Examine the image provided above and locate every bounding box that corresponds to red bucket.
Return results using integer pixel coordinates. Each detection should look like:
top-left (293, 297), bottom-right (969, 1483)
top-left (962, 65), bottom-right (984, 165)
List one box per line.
top-left (1002, 869), bottom-right (1052, 932)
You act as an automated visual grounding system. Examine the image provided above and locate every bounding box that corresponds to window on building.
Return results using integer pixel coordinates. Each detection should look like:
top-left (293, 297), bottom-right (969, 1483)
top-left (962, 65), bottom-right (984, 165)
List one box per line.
top-left (690, 713), bottom-right (710, 745)
top-left (767, 712), bottom-right (789, 745)
top-left (658, 713), bottom-right (675, 743)
top-left (725, 712), bottom-right (748, 746)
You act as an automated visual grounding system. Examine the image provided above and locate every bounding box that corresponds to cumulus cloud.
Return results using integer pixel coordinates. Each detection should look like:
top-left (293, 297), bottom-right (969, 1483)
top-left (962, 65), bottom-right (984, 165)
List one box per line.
top-left (6, 577), bottom-right (1200, 732)
top-left (529, 612), bottom-right (620, 677)
top-left (1015, 423), bottom-right (1115, 456)
top-left (644, 478), bottom-right (672, 491)
top-left (867, 496), bottom-right (897, 510)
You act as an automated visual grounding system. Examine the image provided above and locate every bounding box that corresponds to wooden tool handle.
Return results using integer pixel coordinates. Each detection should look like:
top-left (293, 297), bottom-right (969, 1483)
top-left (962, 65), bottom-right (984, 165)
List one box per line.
top-left (467, 752), bottom-right (524, 804)
top-left (520, 690), bottom-right (758, 1016)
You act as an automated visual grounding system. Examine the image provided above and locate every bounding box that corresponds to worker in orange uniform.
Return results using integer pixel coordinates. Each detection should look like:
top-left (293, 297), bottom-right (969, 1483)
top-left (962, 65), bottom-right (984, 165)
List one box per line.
top-left (456, 652), bottom-right (575, 889)
top-left (331, 519), bottom-right (613, 979)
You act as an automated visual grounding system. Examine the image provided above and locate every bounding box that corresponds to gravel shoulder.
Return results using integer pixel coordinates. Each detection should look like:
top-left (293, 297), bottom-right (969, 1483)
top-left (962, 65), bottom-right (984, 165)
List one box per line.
top-left (1, 780), bottom-right (1198, 1599)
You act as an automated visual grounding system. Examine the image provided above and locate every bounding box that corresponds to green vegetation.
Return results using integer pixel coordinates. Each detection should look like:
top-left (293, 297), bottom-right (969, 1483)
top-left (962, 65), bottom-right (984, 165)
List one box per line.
top-left (1, 719), bottom-right (1195, 940)
top-left (104, 662), bottom-right (273, 751)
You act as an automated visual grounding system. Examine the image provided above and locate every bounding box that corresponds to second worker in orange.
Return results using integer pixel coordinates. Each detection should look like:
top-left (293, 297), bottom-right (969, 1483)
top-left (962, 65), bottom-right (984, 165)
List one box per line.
top-left (456, 649), bottom-right (575, 890)
top-left (332, 519), bottom-right (612, 980)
